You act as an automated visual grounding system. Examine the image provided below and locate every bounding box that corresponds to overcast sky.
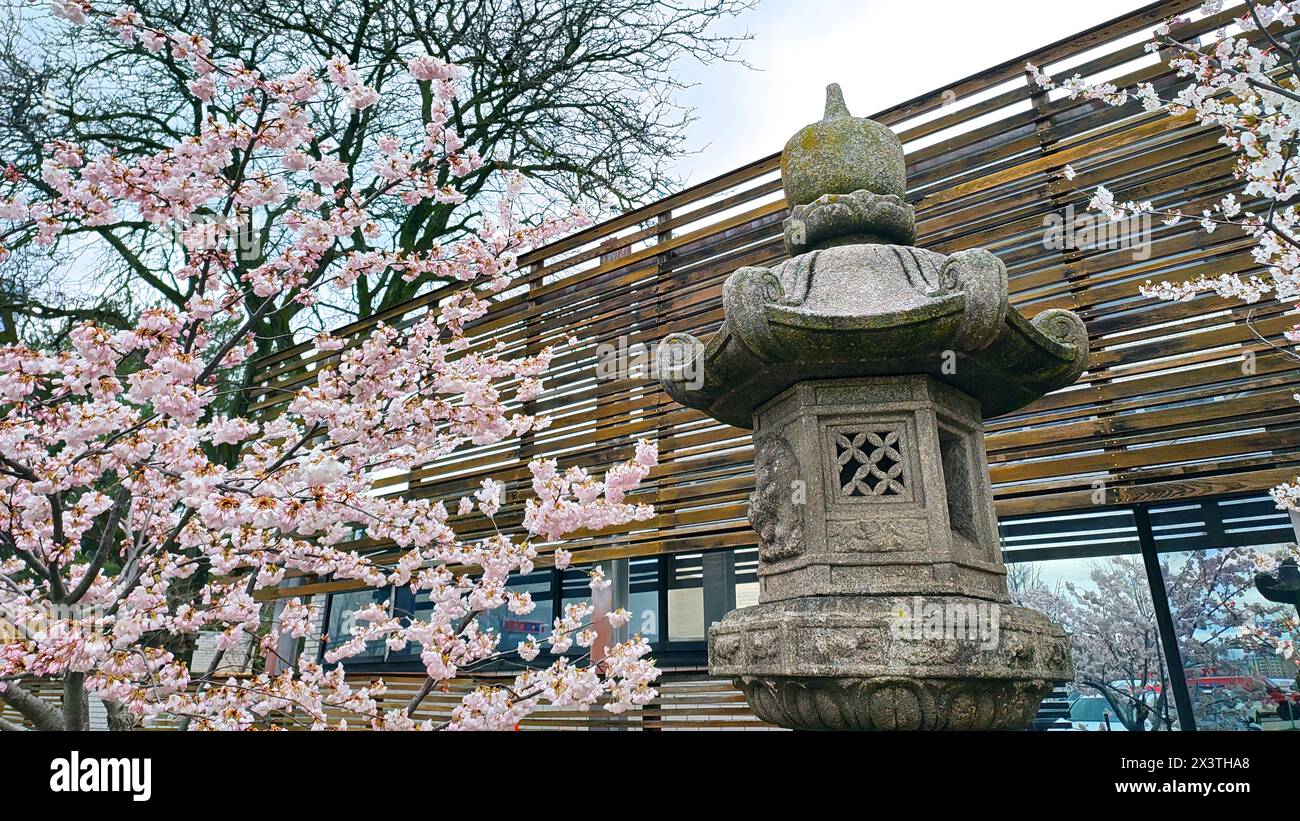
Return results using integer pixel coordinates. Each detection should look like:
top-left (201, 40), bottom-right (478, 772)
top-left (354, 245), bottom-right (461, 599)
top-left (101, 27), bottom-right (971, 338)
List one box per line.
top-left (668, 0), bottom-right (1147, 185)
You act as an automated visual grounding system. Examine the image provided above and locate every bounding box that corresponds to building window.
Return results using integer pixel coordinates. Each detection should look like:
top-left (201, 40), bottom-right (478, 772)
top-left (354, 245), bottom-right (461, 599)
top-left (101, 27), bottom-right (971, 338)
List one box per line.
top-left (476, 570), bottom-right (555, 658)
top-left (667, 553), bottom-right (705, 641)
top-left (321, 587), bottom-right (392, 663)
top-left (628, 556), bottom-right (660, 640)
top-left (1001, 493), bottom-right (1297, 731)
top-left (1149, 497), bottom-right (1298, 731)
top-left (734, 547), bottom-right (760, 609)
top-left (1006, 552), bottom-right (1178, 731)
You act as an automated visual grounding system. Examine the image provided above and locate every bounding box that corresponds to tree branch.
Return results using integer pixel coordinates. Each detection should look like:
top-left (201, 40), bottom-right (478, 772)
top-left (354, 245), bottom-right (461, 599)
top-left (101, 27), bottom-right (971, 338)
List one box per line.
top-left (0, 682), bottom-right (64, 732)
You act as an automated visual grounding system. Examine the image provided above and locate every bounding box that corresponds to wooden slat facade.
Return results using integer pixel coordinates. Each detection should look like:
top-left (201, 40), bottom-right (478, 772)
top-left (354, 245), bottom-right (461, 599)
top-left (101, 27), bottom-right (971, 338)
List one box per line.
top-left (246, 0), bottom-right (1300, 605)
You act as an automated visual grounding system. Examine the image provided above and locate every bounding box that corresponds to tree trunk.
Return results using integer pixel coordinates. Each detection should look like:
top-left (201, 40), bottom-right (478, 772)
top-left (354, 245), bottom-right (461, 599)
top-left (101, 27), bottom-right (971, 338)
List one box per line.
top-left (63, 672), bottom-right (88, 731)
top-left (105, 699), bottom-right (136, 731)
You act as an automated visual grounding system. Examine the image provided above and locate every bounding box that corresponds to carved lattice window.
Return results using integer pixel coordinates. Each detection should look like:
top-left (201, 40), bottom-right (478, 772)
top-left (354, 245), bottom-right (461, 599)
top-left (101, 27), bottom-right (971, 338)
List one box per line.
top-left (832, 430), bottom-right (906, 497)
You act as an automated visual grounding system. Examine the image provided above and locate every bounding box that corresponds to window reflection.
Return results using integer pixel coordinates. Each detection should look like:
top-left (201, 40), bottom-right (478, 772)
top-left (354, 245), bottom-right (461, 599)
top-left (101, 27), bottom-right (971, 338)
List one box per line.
top-left (628, 557), bottom-right (659, 640)
top-left (1008, 553), bottom-right (1179, 731)
top-left (477, 570), bottom-right (555, 659)
top-left (667, 553), bottom-right (705, 641)
top-left (1003, 493), bottom-right (1300, 731)
top-left (734, 547), bottom-right (759, 609)
top-left (1151, 497), bottom-right (1298, 731)
top-left (322, 587), bottom-right (391, 662)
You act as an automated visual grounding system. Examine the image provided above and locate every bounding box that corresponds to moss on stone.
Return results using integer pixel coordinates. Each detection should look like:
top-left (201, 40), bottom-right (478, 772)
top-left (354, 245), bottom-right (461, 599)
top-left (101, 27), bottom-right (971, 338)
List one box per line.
top-left (782, 85), bottom-right (906, 207)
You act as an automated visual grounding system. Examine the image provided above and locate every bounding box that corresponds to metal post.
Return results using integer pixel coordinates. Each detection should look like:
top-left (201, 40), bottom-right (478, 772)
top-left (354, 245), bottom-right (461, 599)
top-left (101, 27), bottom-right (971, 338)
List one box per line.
top-left (701, 550), bottom-right (736, 631)
top-left (1133, 505), bottom-right (1197, 731)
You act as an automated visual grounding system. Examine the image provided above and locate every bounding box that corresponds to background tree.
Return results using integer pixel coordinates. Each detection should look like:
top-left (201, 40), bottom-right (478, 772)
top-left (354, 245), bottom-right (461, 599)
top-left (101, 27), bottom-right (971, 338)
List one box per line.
top-left (0, 0), bottom-right (752, 364)
top-left (1011, 547), bottom-right (1296, 730)
top-left (1013, 557), bottom-right (1175, 730)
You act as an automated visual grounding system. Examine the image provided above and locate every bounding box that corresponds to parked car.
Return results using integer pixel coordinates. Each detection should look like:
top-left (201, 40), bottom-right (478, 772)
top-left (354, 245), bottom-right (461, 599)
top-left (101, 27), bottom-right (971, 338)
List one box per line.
top-left (1067, 696), bottom-right (1127, 731)
top-left (1260, 680), bottom-right (1300, 719)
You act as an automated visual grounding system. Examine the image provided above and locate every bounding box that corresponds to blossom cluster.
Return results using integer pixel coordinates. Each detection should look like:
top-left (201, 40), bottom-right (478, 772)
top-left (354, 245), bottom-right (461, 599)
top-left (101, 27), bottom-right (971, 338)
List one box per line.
top-left (1027, 3), bottom-right (1300, 310)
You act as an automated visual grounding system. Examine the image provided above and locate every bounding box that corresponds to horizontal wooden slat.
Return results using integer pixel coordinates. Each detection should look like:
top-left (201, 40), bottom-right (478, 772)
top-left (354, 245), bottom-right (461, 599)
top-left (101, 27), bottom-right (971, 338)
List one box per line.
top-left (245, 2), bottom-right (1300, 616)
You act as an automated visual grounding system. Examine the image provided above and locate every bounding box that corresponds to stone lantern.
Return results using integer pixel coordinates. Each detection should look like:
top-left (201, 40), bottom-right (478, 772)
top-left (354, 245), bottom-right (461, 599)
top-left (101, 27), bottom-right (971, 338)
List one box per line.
top-left (656, 84), bottom-right (1082, 730)
top-left (1254, 557), bottom-right (1300, 612)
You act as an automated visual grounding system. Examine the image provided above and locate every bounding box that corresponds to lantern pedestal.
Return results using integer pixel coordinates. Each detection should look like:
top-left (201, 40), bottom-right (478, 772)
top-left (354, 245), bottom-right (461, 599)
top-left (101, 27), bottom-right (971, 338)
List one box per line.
top-left (658, 84), bottom-right (1085, 730)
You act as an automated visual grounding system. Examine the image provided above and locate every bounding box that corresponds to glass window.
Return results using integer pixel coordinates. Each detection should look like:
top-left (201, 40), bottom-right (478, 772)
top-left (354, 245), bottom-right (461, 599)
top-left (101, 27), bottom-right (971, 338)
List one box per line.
top-left (733, 547), bottom-right (760, 609)
top-left (1001, 494), bottom-right (1300, 731)
top-left (559, 562), bottom-right (615, 661)
top-left (322, 587), bottom-right (391, 662)
top-left (478, 570), bottom-right (555, 656)
top-left (560, 565), bottom-right (595, 611)
top-left (628, 556), bottom-right (660, 640)
top-left (661, 549), bottom-right (760, 642)
top-left (1150, 497), bottom-right (1298, 731)
top-left (667, 553), bottom-right (705, 641)
top-left (384, 586), bottom-right (424, 659)
top-left (999, 506), bottom-right (1140, 563)
top-left (1008, 554), bottom-right (1180, 730)
top-left (385, 572), bottom-right (558, 667)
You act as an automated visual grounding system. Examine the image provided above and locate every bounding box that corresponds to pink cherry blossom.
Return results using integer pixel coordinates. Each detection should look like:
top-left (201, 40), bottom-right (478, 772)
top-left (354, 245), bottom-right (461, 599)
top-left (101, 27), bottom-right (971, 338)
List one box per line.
top-left (407, 55), bottom-right (458, 82)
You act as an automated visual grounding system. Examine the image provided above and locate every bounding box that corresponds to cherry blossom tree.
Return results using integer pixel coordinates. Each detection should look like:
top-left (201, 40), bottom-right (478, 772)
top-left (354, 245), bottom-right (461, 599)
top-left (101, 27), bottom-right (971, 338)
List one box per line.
top-left (1013, 558), bottom-right (1175, 731)
top-left (0, 0), bottom-right (753, 341)
top-left (0, 4), bottom-right (660, 731)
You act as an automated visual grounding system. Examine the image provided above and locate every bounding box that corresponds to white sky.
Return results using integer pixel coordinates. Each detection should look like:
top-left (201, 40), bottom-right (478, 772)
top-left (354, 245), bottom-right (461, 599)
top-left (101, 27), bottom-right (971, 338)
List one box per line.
top-left (669, 0), bottom-right (1148, 185)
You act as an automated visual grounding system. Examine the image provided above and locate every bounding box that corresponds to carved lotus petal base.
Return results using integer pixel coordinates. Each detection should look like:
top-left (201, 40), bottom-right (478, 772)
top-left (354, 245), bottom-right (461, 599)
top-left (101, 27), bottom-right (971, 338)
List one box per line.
top-left (736, 675), bottom-right (1051, 731)
top-left (709, 595), bottom-right (1071, 730)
